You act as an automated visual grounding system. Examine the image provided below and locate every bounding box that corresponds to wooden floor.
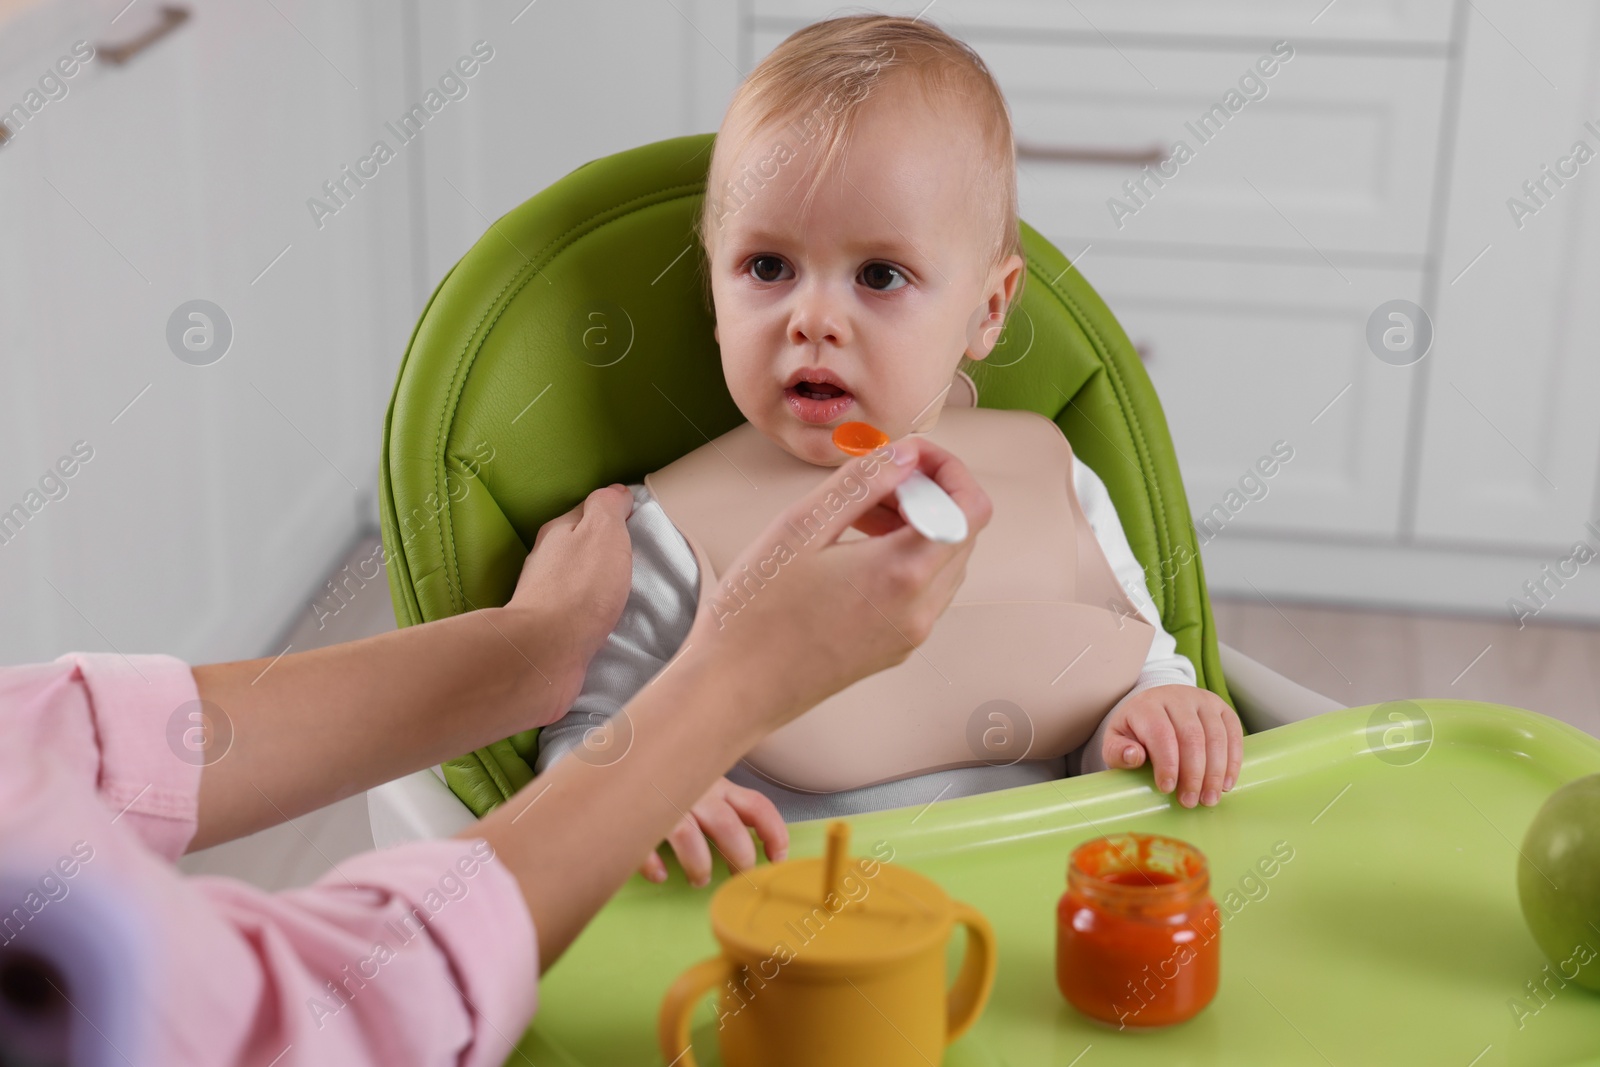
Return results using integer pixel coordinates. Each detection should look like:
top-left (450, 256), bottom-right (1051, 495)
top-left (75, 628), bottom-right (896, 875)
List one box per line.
top-left (1212, 595), bottom-right (1600, 741)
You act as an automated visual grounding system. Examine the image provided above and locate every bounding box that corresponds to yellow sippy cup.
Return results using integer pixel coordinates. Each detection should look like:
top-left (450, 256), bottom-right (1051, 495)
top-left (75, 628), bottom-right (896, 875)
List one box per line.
top-left (658, 822), bottom-right (997, 1067)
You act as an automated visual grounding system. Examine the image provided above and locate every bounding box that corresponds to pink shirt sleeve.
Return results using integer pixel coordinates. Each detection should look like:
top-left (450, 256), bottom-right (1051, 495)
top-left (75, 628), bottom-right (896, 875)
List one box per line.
top-left (0, 652), bottom-right (537, 1067)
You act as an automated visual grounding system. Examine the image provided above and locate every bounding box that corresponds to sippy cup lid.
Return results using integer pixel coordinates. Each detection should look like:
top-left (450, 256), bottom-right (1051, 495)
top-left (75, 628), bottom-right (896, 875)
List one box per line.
top-left (708, 823), bottom-right (954, 971)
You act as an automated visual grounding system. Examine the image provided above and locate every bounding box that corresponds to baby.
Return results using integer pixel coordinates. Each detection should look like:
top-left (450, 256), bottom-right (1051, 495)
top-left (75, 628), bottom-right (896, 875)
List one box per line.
top-left (536, 15), bottom-right (1242, 885)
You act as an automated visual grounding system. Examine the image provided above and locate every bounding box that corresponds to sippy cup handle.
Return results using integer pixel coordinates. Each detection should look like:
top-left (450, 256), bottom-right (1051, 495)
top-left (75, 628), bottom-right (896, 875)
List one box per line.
top-left (946, 901), bottom-right (998, 1042)
top-left (658, 955), bottom-right (733, 1067)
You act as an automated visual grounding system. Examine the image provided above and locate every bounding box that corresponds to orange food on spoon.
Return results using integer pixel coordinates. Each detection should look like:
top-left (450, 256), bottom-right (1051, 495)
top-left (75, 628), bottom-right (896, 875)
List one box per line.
top-left (832, 421), bottom-right (890, 456)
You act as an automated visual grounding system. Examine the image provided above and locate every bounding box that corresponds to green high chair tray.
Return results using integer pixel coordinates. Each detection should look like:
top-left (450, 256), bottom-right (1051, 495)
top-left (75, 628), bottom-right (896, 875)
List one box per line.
top-left (515, 701), bottom-right (1600, 1066)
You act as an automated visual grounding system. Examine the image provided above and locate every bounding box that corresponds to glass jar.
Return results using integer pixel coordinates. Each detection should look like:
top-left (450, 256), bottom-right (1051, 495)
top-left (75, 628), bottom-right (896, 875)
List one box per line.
top-left (1056, 833), bottom-right (1220, 1028)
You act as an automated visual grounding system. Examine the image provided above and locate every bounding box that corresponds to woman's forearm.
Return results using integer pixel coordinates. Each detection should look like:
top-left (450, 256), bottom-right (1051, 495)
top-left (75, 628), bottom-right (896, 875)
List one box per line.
top-left (466, 642), bottom-right (769, 968)
top-left (189, 604), bottom-right (585, 851)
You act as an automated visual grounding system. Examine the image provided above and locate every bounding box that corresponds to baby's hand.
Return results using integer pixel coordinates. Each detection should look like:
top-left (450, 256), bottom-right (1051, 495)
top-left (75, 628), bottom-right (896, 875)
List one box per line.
top-left (1100, 684), bottom-right (1242, 808)
top-left (640, 776), bottom-right (788, 887)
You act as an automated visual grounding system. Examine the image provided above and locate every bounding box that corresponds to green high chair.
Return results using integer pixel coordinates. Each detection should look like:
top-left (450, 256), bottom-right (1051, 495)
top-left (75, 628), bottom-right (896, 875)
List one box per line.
top-left (366, 131), bottom-right (1341, 844)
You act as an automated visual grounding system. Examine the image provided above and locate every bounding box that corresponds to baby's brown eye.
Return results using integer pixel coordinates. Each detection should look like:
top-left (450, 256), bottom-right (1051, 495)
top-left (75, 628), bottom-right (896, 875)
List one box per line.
top-left (860, 262), bottom-right (906, 291)
top-left (750, 255), bottom-right (787, 282)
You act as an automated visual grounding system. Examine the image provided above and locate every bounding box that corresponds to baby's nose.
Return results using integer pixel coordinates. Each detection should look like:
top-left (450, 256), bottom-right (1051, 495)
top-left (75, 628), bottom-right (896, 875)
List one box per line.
top-left (788, 295), bottom-right (848, 347)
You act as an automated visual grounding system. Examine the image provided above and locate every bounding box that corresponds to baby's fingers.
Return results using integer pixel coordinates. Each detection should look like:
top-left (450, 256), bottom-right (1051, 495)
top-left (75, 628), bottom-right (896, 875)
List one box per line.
top-left (1103, 736), bottom-right (1146, 771)
top-left (1225, 703), bottom-right (1244, 793)
top-left (724, 785), bottom-right (789, 864)
top-left (1129, 707), bottom-right (1180, 794)
top-left (695, 799), bottom-right (759, 874)
top-left (1166, 705), bottom-right (1208, 808)
top-left (667, 814), bottom-right (714, 887)
top-left (640, 849), bottom-right (668, 884)
top-left (1199, 702), bottom-right (1229, 807)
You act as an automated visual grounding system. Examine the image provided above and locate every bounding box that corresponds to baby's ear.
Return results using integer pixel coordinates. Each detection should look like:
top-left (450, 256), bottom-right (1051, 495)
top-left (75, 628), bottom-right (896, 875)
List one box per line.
top-left (713, 324), bottom-right (720, 344)
top-left (964, 304), bottom-right (1005, 361)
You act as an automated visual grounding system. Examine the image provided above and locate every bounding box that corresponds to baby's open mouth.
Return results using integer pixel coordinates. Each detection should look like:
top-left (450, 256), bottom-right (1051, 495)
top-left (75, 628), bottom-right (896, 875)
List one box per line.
top-left (793, 380), bottom-right (846, 401)
top-left (784, 377), bottom-right (856, 425)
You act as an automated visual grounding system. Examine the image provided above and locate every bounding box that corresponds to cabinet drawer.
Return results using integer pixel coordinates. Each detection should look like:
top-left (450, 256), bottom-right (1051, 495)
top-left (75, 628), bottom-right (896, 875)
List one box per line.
top-left (1063, 253), bottom-right (1425, 539)
top-left (987, 42), bottom-right (1448, 258)
top-left (750, 0), bottom-right (1456, 47)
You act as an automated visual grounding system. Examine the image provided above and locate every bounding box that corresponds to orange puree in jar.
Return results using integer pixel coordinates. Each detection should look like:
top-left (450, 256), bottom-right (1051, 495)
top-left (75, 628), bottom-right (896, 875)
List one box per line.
top-left (1056, 833), bottom-right (1220, 1028)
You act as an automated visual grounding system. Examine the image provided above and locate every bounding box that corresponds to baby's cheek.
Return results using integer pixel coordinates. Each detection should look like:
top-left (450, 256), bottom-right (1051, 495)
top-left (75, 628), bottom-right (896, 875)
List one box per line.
top-left (721, 363), bottom-right (775, 422)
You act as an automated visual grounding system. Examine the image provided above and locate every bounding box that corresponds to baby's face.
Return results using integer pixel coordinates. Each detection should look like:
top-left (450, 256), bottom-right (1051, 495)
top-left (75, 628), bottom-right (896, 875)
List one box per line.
top-left (706, 80), bottom-right (1023, 466)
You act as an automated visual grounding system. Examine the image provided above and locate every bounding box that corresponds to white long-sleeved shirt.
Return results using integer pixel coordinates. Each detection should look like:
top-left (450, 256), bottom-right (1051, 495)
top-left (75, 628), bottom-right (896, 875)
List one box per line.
top-left (534, 456), bottom-right (1196, 820)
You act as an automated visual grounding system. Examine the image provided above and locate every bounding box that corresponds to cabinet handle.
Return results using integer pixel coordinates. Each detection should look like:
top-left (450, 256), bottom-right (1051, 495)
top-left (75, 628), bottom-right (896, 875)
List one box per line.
top-left (1017, 139), bottom-right (1166, 167)
top-left (96, 5), bottom-right (190, 66)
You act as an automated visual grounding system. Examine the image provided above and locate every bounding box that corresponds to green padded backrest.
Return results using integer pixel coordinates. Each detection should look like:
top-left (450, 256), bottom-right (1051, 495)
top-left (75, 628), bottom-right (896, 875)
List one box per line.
top-left (378, 133), bottom-right (1233, 817)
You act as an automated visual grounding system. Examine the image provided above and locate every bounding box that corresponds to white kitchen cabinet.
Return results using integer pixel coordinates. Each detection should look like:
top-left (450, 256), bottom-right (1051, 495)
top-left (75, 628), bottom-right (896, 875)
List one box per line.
top-left (1, 0), bottom-right (744, 667)
top-left (410, 0), bottom-right (736, 296)
top-left (1412, 0), bottom-right (1600, 552)
top-left (0, 0), bottom-right (413, 666)
top-left (997, 44), bottom-right (1448, 260)
top-left (1196, 0), bottom-right (1600, 621)
top-left (2, 0), bottom-right (223, 666)
top-left (1081, 255), bottom-right (1426, 539)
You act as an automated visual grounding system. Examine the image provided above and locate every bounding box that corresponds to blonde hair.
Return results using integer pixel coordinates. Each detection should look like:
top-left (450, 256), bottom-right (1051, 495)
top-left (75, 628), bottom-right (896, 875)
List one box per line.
top-left (697, 15), bottom-right (1021, 281)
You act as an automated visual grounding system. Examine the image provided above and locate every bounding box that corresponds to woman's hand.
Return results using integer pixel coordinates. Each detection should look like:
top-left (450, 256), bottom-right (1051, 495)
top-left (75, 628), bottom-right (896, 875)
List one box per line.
top-left (639, 776), bottom-right (788, 887)
top-left (504, 484), bottom-right (636, 721)
top-left (1099, 684), bottom-right (1243, 807)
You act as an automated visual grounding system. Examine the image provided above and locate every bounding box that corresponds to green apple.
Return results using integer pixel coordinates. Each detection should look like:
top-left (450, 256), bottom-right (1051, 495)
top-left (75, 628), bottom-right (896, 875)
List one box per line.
top-left (1518, 772), bottom-right (1600, 992)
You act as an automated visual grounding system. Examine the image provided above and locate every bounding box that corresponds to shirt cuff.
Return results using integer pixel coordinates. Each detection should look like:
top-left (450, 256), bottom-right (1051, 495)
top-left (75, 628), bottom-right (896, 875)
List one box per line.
top-left (318, 837), bottom-right (539, 1066)
top-left (55, 651), bottom-right (203, 862)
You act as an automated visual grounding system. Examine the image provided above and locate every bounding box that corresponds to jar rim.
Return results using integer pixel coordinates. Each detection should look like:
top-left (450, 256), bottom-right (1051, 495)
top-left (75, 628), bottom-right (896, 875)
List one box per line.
top-left (1067, 833), bottom-right (1210, 913)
